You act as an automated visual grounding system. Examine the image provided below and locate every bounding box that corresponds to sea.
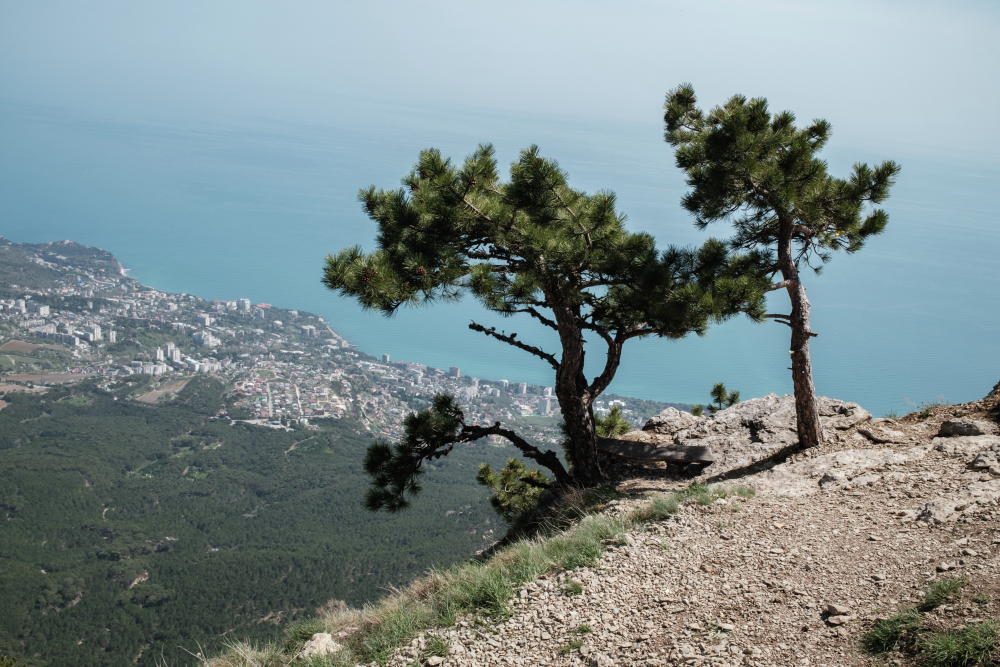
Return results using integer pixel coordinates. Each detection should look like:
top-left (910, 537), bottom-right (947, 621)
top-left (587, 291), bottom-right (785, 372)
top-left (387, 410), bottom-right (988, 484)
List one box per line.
top-left (1, 97), bottom-right (998, 416)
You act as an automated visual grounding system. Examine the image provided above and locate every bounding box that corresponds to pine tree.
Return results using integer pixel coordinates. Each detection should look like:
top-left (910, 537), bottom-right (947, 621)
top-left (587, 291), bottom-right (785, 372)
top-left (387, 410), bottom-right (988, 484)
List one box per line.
top-left (707, 382), bottom-right (739, 414)
top-left (664, 85), bottom-right (900, 449)
top-left (323, 144), bottom-right (769, 510)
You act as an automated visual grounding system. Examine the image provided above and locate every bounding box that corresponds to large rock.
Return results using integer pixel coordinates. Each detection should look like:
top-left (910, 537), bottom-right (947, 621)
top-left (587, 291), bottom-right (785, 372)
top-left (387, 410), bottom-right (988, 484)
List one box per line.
top-left (933, 435), bottom-right (1000, 458)
top-left (673, 394), bottom-right (871, 475)
top-left (642, 407), bottom-right (702, 436)
top-left (938, 419), bottom-right (997, 437)
top-left (297, 632), bottom-right (342, 659)
top-left (912, 479), bottom-right (1000, 524)
top-left (755, 443), bottom-right (933, 496)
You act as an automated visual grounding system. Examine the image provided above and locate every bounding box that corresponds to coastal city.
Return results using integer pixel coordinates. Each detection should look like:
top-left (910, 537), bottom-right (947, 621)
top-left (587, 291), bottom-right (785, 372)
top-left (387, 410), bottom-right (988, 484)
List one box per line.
top-left (0, 239), bottom-right (678, 446)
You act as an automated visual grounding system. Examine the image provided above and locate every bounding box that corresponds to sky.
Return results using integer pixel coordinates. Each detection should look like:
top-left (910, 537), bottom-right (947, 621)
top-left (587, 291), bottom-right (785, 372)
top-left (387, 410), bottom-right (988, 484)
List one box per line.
top-left (1, 0), bottom-right (998, 154)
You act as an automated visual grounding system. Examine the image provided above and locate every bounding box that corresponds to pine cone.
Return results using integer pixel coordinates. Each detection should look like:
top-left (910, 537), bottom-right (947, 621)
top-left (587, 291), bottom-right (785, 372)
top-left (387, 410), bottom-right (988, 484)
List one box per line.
top-left (409, 182), bottom-right (418, 192)
top-left (415, 266), bottom-right (427, 276)
top-left (360, 269), bottom-right (377, 285)
top-left (469, 176), bottom-right (477, 186)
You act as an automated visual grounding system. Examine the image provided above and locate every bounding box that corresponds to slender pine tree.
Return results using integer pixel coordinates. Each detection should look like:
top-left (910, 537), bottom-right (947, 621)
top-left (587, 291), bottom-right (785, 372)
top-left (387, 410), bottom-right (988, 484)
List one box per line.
top-left (323, 144), bottom-right (770, 510)
top-left (664, 85), bottom-right (900, 448)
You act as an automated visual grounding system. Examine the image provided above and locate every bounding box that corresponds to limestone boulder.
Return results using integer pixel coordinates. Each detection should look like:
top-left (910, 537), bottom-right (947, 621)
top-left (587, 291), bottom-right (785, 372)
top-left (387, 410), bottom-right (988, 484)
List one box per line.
top-left (297, 632), bottom-right (342, 660)
top-left (642, 407), bottom-right (702, 436)
top-left (674, 393), bottom-right (871, 476)
top-left (938, 419), bottom-right (997, 437)
top-left (933, 435), bottom-right (1000, 458)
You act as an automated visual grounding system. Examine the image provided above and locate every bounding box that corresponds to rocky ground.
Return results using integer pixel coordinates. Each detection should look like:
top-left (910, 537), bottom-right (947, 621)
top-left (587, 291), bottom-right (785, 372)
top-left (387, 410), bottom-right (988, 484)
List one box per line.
top-left (392, 386), bottom-right (1000, 667)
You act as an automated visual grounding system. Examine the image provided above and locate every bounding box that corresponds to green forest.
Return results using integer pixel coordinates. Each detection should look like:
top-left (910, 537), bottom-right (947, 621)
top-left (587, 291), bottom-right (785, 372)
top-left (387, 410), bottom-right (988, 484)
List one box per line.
top-left (0, 377), bottom-right (516, 667)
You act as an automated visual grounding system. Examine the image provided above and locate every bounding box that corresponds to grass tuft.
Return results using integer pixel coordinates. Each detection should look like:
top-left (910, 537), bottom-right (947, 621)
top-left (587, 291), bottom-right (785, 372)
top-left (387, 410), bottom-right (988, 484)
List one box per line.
top-left (860, 608), bottom-right (922, 655)
top-left (920, 577), bottom-right (967, 612)
top-left (422, 635), bottom-right (449, 658)
top-left (922, 621), bottom-right (998, 667)
top-left (557, 639), bottom-right (585, 656)
top-left (562, 579), bottom-right (583, 596)
top-left (630, 493), bottom-right (678, 522)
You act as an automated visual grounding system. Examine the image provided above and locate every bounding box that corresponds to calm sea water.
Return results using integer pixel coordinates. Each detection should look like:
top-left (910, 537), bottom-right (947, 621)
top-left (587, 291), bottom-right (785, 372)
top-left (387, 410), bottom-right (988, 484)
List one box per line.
top-left (1, 98), bottom-right (998, 415)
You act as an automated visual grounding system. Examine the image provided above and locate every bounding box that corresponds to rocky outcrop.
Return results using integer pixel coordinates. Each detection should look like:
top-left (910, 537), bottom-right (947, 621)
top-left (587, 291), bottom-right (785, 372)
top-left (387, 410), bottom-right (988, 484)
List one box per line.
top-left (938, 419), bottom-right (997, 437)
top-left (637, 394), bottom-right (871, 476)
top-left (933, 435), bottom-right (1000, 458)
top-left (641, 407), bottom-right (702, 436)
top-left (297, 632), bottom-right (342, 659)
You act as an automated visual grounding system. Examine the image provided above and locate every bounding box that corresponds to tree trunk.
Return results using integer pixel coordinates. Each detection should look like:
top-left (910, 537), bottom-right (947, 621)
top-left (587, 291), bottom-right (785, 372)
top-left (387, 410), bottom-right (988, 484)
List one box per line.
top-left (550, 303), bottom-right (604, 485)
top-left (778, 230), bottom-right (824, 449)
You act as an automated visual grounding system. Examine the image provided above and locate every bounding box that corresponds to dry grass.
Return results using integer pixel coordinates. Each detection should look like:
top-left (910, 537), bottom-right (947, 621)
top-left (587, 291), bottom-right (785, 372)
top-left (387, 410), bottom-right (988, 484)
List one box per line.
top-left (204, 482), bottom-right (750, 667)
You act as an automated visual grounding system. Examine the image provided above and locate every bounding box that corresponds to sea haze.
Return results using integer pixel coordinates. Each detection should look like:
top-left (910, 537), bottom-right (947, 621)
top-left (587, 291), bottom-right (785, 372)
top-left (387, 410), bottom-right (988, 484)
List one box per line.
top-left (1, 98), bottom-right (998, 416)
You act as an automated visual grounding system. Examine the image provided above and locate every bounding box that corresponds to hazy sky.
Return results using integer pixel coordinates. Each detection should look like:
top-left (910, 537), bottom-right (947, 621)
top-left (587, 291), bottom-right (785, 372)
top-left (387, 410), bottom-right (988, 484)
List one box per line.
top-left (2, 0), bottom-right (998, 152)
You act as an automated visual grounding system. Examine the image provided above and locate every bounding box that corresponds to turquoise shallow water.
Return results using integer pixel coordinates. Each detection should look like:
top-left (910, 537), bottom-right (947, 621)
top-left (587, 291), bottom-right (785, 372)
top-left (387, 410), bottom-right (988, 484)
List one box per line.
top-left (1, 98), bottom-right (998, 415)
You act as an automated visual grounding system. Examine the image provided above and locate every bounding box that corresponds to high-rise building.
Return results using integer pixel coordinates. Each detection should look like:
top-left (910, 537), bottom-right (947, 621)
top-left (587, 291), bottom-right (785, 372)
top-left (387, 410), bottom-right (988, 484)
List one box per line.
top-left (154, 347), bottom-right (165, 361)
top-left (301, 325), bottom-right (317, 337)
top-left (382, 354), bottom-right (390, 364)
top-left (169, 349), bottom-right (182, 362)
top-left (517, 383), bottom-right (528, 395)
top-left (108, 330), bottom-right (117, 343)
top-left (87, 324), bottom-right (102, 341)
top-left (449, 367), bottom-right (460, 377)
top-left (539, 398), bottom-right (552, 415)
top-left (197, 314), bottom-right (215, 326)
top-left (237, 298), bottom-right (251, 311)
top-left (165, 341), bottom-right (175, 355)
top-left (500, 379), bottom-right (509, 388)
top-left (543, 387), bottom-right (553, 396)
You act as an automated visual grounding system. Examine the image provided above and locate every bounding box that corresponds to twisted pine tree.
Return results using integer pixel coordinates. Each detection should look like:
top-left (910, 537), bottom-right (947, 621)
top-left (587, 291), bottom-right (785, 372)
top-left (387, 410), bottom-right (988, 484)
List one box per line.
top-left (664, 84), bottom-right (900, 449)
top-left (322, 144), bottom-right (769, 511)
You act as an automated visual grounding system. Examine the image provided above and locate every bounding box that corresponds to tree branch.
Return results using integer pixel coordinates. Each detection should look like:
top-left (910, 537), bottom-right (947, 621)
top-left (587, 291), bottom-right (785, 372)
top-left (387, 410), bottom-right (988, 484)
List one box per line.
top-left (462, 421), bottom-right (570, 486)
top-left (468, 321), bottom-right (560, 370)
top-left (512, 307), bottom-right (560, 331)
top-left (765, 279), bottom-right (794, 292)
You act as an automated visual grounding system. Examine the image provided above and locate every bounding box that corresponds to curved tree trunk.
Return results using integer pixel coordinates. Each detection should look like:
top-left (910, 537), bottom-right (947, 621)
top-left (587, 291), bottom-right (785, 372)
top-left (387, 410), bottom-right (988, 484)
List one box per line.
top-left (550, 303), bottom-right (605, 485)
top-left (778, 228), bottom-right (824, 449)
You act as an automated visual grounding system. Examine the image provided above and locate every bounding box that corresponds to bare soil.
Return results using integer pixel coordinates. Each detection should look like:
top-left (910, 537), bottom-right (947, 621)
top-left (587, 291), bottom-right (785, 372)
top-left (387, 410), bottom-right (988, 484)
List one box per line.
top-left (137, 378), bottom-right (191, 404)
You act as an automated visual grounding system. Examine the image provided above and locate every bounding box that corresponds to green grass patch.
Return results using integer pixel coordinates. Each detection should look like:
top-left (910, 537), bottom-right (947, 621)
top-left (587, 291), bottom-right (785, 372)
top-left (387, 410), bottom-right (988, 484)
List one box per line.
top-left (861, 608), bottom-right (922, 655)
top-left (562, 579), bottom-right (583, 596)
top-left (630, 493), bottom-right (678, 522)
top-left (922, 621), bottom-right (998, 667)
top-left (558, 639), bottom-right (584, 656)
top-left (422, 635), bottom-right (449, 658)
top-left (920, 577), bottom-right (967, 612)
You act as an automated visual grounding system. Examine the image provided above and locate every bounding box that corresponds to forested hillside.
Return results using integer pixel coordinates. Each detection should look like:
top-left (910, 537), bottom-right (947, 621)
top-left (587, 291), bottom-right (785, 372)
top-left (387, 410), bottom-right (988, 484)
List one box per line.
top-left (0, 378), bottom-right (512, 667)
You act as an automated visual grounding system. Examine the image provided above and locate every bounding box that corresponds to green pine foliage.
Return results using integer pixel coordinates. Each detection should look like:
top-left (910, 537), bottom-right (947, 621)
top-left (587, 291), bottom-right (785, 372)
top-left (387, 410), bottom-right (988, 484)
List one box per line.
top-left (323, 143), bottom-right (769, 501)
top-left (476, 459), bottom-right (550, 527)
top-left (707, 382), bottom-right (740, 414)
top-left (0, 379), bottom-right (515, 667)
top-left (594, 405), bottom-right (631, 439)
